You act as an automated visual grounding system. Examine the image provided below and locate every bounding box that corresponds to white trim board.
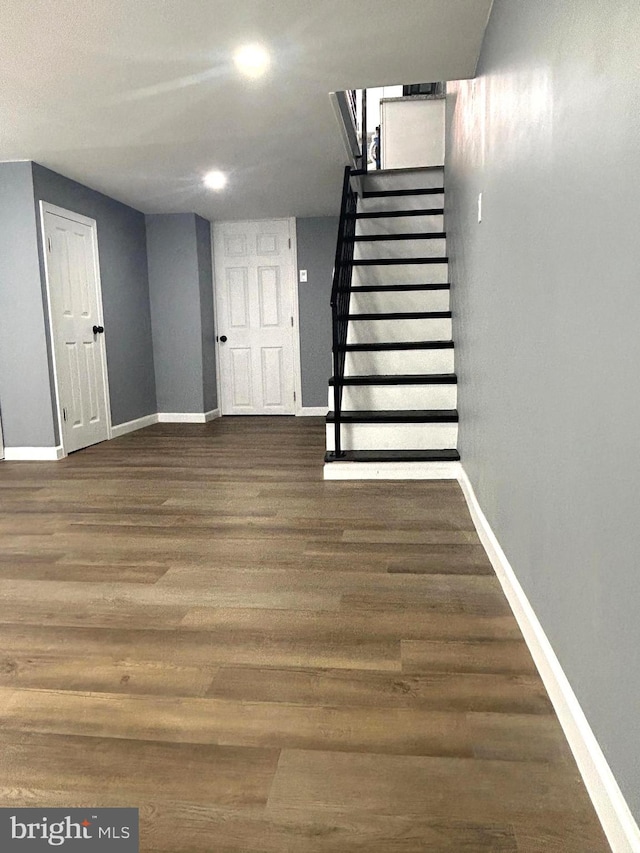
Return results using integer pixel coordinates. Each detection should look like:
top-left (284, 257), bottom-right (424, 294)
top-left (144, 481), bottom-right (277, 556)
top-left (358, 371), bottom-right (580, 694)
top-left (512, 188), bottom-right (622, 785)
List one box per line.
top-left (3, 446), bottom-right (65, 461)
top-left (157, 410), bottom-right (220, 424)
top-left (86, 409), bottom-right (221, 438)
top-left (297, 407), bottom-right (328, 417)
top-left (457, 467), bottom-right (640, 853)
top-left (111, 414), bottom-right (159, 438)
top-left (109, 409), bottom-right (221, 435)
top-left (324, 460), bottom-right (461, 480)
top-left (4, 411), bottom-right (225, 457)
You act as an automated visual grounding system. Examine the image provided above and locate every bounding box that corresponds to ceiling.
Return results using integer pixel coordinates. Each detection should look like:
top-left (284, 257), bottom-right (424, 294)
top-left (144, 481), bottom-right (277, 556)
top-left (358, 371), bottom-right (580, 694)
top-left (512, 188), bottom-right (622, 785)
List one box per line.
top-left (1, 0), bottom-right (492, 220)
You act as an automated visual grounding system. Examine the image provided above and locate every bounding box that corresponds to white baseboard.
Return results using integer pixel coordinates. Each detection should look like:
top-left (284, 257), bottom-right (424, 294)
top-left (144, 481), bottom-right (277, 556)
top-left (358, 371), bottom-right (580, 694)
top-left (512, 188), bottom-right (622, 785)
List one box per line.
top-left (324, 460), bottom-right (461, 480)
top-left (3, 445), bottom-right (65, 461)
top-left (111, 413), bottom-right (159, 438)
top-left (297, 407), bottom-right (328, 416)
top-left (157, 412), bottom-right (215, 424)
top-left (5, 411), bottom-right (224, 458)
top-left (457, 467), bottom-right (640, 853)
top-left (113, 410), bottom-right (220, 434)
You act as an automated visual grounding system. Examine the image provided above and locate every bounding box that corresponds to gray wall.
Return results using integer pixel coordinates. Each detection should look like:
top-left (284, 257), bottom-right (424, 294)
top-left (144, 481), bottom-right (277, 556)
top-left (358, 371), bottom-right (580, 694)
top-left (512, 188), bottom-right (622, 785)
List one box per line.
top-left (446, 0), bottom-right (640, 819)
top-left (31, 163), bottom-right (157, 428)
top-left (146, 213), bottom-right (215, 414)
top-left (296, 217), bottom-right (338, 408)
top-left (195, 216), bottom-right (217, 413)
top-left (0, 162), bottom-right (57, 446)
top-left (1, 160), bottom-right (216, 445)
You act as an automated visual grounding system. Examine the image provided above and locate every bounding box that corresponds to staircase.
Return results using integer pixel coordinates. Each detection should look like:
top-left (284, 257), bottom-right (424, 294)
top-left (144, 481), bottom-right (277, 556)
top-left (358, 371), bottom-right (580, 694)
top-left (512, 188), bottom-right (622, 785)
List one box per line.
top-left (324, 166), bottom-right (460, 475)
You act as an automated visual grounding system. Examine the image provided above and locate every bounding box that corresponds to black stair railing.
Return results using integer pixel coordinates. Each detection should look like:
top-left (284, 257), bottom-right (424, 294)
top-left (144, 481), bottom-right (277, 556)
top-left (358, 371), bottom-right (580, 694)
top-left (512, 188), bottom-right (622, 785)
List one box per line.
top-left (330, 166), bottom-right (358, 458)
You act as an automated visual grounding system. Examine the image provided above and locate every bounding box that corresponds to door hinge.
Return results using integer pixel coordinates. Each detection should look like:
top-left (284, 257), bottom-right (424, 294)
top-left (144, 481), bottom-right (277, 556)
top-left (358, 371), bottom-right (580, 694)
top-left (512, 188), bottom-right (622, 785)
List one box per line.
top-left (288, 238), bottom-right (291, 249)
top-left (47, 236), bottom-right (51, 252)
top-left (290, 316), bottom-right (294, 327)
top-left (293, 391), bottom-right (296, 402)
top-left (62, 407), bottom-right (67, 422)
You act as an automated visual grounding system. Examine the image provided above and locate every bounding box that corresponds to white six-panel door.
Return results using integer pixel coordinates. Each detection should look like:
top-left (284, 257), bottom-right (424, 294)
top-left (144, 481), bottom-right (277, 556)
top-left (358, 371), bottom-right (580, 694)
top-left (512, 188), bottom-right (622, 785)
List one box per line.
top-left (42, 204), bottom-right (111, 454)
top-left (214, 219), bottom-right (296, 415)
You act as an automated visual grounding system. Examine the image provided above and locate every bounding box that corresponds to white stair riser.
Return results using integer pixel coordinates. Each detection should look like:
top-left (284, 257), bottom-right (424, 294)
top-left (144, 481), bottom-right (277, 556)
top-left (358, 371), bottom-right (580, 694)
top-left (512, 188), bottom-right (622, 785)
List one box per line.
top-left (349, 289), bottom-right (449, 314)
top-left (363, 169), bottom-right (444, 192)
top-left (352, 263), bottom-right (448, 286)
top-left (356, 215), bottom-right (444, 236)
top-left (326, 422), bottom-right (458, 451)
top-left (344, 348), bottom-right (455, 375)
top-left (347, 317), bottom-right (452, 344)
top-left (331, 384), bottom-right (457, 410)
top-left (354, 239), bottom-right (446, 260)
top-left (358, 193), bottom-right (444, 213)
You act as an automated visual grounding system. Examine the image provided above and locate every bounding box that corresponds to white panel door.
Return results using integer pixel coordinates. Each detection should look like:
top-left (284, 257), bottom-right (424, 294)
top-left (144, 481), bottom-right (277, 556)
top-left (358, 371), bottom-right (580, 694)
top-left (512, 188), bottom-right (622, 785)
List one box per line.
top-left (43, 206), bottom-right (111, 453)
top-left (214, 219), bottom-right (296, 415)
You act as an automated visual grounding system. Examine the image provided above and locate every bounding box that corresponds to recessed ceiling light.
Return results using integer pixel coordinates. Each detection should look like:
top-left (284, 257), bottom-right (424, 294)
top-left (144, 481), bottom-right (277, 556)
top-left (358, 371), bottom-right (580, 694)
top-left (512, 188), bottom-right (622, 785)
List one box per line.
top-left (234, 43), bottom-right (270, 79)
top-left (203, 170), bottom-right (227, 191)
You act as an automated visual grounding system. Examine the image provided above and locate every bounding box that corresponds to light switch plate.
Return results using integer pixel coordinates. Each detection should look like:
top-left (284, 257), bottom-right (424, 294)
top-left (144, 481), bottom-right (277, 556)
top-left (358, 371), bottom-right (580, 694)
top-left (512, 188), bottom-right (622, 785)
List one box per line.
top-left (299, 269), bottom-right (308, 282)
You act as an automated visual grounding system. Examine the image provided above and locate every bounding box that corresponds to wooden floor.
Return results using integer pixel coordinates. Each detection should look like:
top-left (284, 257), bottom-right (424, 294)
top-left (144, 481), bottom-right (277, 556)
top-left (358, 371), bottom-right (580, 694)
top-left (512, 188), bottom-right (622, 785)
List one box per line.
top-left (0, 417), bottom-right (609, 852)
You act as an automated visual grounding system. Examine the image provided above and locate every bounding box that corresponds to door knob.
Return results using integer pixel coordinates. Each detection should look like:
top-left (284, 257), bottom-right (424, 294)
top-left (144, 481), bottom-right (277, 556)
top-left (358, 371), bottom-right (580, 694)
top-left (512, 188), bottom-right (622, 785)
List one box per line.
top-left (219, 335), bottom-right (227, 343)
top-left (92, 325), bottom-right (104, 334)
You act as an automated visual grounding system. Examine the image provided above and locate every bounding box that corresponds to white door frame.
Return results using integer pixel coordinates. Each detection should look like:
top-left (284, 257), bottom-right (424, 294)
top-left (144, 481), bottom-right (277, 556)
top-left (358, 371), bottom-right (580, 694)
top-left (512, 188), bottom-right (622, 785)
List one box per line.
top-left (211, 216), bottom-right (304, 415)
top-left (39, 201), bottom-right (113, 457)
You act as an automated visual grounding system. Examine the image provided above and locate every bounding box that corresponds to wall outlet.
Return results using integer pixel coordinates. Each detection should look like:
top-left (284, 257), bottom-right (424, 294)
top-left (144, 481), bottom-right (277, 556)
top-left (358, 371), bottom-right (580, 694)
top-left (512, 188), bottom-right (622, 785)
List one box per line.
top-left (299, 269), bottom-right (308, 282)
top-left (478, 192), bottom-right (483, 223)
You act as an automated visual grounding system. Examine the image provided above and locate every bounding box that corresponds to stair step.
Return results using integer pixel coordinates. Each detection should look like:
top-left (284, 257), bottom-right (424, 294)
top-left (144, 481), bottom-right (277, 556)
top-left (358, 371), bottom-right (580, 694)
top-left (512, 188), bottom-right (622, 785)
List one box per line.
top-left (356, 215), bottom-right (444, 240)
top-left (347, 313), bottom-right (451, 344)
top-left (353, 261), bottom-right (448, 286)
top-left (344, 346), bottom-right (454, 378)
top-left (327, 409), bottom-right (459, 424)
top-left (339, 340), bottom-right (455, 352)
top-left (353, 257), bottom-right (448, 266)
top-left (350, 283), bottom-right (450, 292)
top-left (330, 375), bottom-right (457, 410)
top-left (363, 188), bottom-right (444, 198)
top-left (357, 195), bottom-right (444, 216)
top-left (351, 232), bottom-right (446, 242)
top-left (352, 208), bottom-right (444, 219)
top-left (350, 287), bottom-right (449, 315)
top-left (330, 374), bottom-right (457, 386)
top-left (340, 311), bottom-right (451, 321)
top-left (362, 166), bottom-right (444, 188)
top-left (325, 448), bottom-right (460, 463)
